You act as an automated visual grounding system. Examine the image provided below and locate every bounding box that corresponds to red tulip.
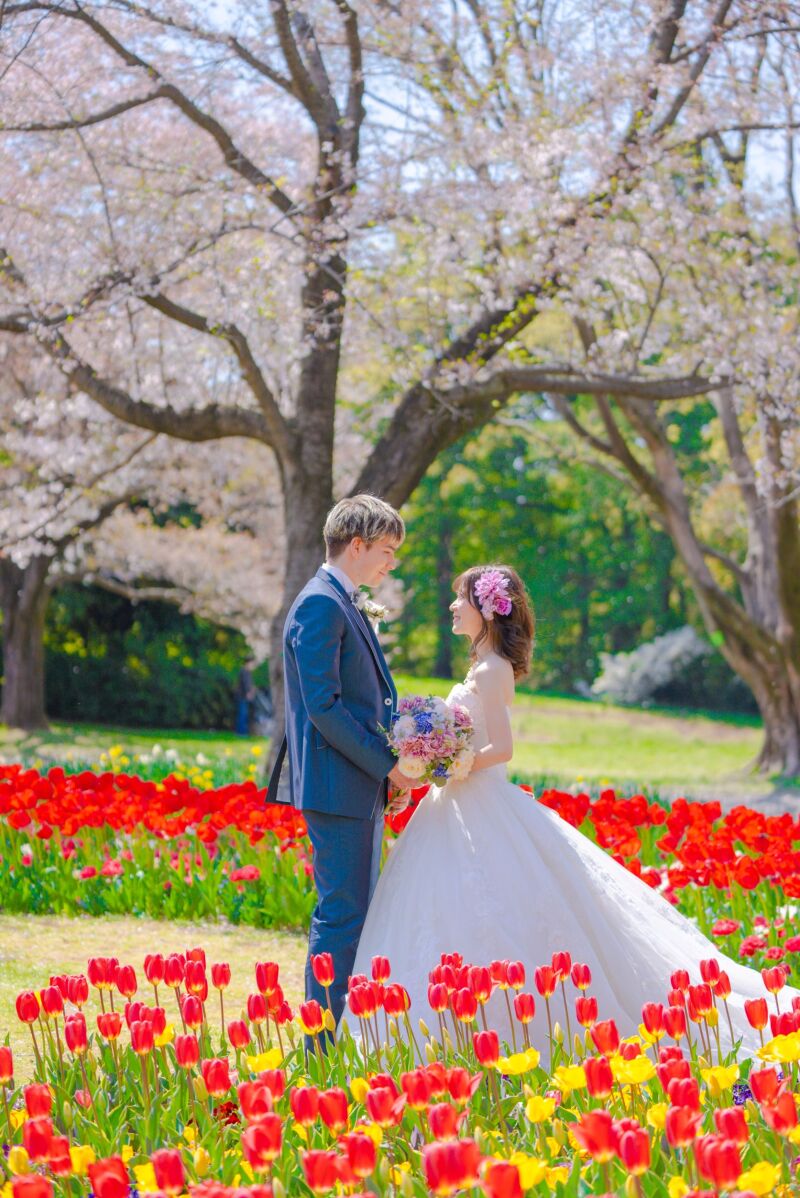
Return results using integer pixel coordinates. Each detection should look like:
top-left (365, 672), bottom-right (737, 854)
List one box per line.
top-left (47, 1135), bottom-right (72, 1176)
top-left (0, 1046), bottom-right (12, 1086)
top-left (12, 1179), bottom-right (53, 1198)
top-left (584, 1055), bottom-right (614, 1100)
top-left (762, 965), bottom-right (787, 995)
top-left (302, 1149), bottom-right (340, 1194)
top-left (663, 1006), bottom-right (687, 1041)
top-left (570, 1110), bottom-right (617, 1163)
top-left (365, 1086), bottom-right (405, 1127)
top-left (67, 975), bottom-right (89, 1008)
top-left (688, 984), bottom-right (713, 1017)
top-left (489, 960), bottom-right (509, 988)
top-left (383, 983), bottom-right (410, 1017)
top-left (423, 1139), bottom-right (481, 1195)
top-left (513, 993), bottom-right (535, 1023)
top-left (713, 971), bottom-right (731, 1000)
top-left (241, 1116), bottom-right (282, 1170)
top-left (255, 961), bottom-right (280, 996)
top-left (186, 947), bottom-right (206, 967)
top-left (575, 995), bottom-right (598, 1028)
top-left (339, 1132), bottom-right (376, 1178)
top-left (184, 961), bottom-right (206, 997)
top-left (238, 1080), bottom-right (274, 1122)
top-left (745, 997), bottom-right (769, 1031)
top-left (318, 1087), bottom-right (349, 1132)
top-left (259, 1069), bottom-right (286, 1099)
top-left (228, 1020), bottom-right (251, 1049)
top-left (39, 986), bottom-right (63, 1018)
top-left (23, 1117), bottom-right (54, 1161)
top-left (211, 962), bottom-right (231, 990)
top-left (151, 1150), bottom-right (185, 1195)
top-left (618, 1127), bottom-right (650, 1175)
top-left (452, 988), bottom-right (477, 1023)
top-left (699, 958), bottom-right (720, 984)
top-left (371, 956), bottom-right (391, 983)
top-left (665, 1105), bottom-right (703, 1148)
top-left (64, 1013), bottom-right (88, 1055)
top-left (534, 966), bottom-right (556, 998)
top-left (75, 1089), bottom-right (92, 1110)
top-left (473, 1029), bottom-right (500, 1067)
top-left (130, 1020), bottom-right (154, 1055)
top-left (163, 954), bottom-right (185, 989)
top-left (247, 993), bottom-right (268, 1024)
top-left (590, 1019), bottom-right (620, 1055)
top-left (290, 1085), bottom-right (320, 1126)
top-left (299, 1000), bottom-right (325, 1036)
top-left (115, 965), bottom-right (137, 999)
top-left (641, 1002), bottom-right (664, 1037)
top-left (201, 1058), bottom-right (230, 1097)
top-left (427, 983), bottom-right (449, 1013)
top-left (668, 1077), bottom-right (701, 1111)
top-left (144, 954), bottom-right (165, 986)
top-left (76, 1151), bottom-right (127, 1195)
top-left (713, 1106), bottom-right (748, 1144)
top-left (24, 1084), bottom-right (52, 1118)
top-left (468, 966), bottom-right (492, 1003)
top-left (446, 1067), bottom-right (481, 1105)
top-left (482, 1160), bottom-right (523, 1198)
top-left (695, 1135), bottom-right (741, 1188)
top-left (400, 1068), bottom-right (433, 1109)
top-left (670, 969), bottom-right (690, 993)
top-left (570, 962), bottom-right (592, 990)
top-left (551, 950), bottom-right (571, 981)
top-left (749, 1067), bottom-right (783, 1104)
top-left (181, 995), bottom-right (203, 1030)
top-left (761, 1090), bottom-right (798, 1134)
top-left (174, 1033), bottom-right (199, 1069)
top-left (311, 953), bottom-right (334, 987)
top-left (428, 1102), bottom-right (462, 1140)
top-left (15, 991), bottom-right (39, 1023)
top-left (87, 959), bottom-right (117, 991)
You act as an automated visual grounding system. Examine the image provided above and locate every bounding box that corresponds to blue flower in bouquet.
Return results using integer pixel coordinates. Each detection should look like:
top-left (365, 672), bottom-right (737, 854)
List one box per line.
top-left (414, 713), bottom-right (434, 734)
top-left (388, 695), bottom-right (475, 785)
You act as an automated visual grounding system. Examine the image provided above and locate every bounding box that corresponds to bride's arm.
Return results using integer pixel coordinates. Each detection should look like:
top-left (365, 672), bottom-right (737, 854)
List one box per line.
top-left (470, 660), bottom-right (514, 772)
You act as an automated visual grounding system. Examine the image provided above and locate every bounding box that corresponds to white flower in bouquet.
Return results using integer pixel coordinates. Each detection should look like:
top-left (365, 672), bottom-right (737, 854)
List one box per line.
top-left (450, 748), bottom-right (475, 782)
top-left (397, 755), bottom-right (427, 779)
top-left (393, 715), bottom-right (417, 740)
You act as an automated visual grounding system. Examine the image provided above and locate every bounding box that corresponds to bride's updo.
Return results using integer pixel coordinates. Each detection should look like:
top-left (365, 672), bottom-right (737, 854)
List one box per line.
top-left (455, 564), bottom-right (534, 680)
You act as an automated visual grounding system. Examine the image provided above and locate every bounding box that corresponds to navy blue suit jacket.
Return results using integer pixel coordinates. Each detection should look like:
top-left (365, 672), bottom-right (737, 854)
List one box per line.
top-left (268, 568), bottom-right (397, 821)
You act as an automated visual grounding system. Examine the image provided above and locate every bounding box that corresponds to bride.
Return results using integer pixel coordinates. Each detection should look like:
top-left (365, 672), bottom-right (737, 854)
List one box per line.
top-left (350, 564), bottom-right (792, 1059)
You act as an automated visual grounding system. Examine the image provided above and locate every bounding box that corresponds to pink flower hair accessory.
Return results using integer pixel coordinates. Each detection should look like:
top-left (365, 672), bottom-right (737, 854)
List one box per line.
top-left (474, 568), bottom-right (513, 620)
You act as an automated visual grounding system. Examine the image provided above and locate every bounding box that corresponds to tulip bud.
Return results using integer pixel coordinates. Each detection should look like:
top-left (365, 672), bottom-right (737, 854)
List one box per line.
top-left (388, 1018), bottom-right (398, 1039)
top-left (574, 1034), bottom-right (584, 1056)
top-left (425, 1041), bottom-right (437, 1063)
top-left (61, 1100), bottom-right (73, 1129)
top-left (272, 1182), bottom-right (286, 1198)
top-left (378, 1157), bottom-right (391, 1186)
top-left (553, 1021), bottom-right (564, 1043)
top-left (552, 1119), bottom-right (567, 1147)
top-left (419, 1019), bottom-right (430, 1037)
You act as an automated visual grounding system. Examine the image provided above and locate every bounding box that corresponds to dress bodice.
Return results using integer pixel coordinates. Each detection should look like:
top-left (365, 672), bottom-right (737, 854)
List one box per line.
top-left (446, 672), bottom-right (490, 754)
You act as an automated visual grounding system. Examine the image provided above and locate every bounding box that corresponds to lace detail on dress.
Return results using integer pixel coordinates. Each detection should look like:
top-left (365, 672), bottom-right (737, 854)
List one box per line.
top-left (446, 674), bottom-right (489, 754)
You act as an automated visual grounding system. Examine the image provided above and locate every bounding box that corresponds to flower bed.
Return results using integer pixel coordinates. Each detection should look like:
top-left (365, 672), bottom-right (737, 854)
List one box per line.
top-left (2, 946), bottom-right (800, 1197)
top-left (4, 765), bottom-right (800, 955)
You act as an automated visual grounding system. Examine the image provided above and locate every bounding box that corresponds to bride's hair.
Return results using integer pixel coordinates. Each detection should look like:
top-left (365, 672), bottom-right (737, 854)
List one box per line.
top-left (455, 565), bottom-right (534, 680)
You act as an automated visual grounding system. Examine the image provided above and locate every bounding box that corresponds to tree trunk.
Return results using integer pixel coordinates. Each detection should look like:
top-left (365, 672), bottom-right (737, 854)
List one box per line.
top-left (0, 556), bottom-right (52, 730)
top-left (433, 510), bottom-right (455, 678)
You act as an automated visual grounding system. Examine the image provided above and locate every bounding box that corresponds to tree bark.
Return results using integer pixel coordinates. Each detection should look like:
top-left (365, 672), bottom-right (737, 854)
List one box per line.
top-left (433, 510), bottom-right (455, 678)
top-left (0, 556), bottom-right (52, 730)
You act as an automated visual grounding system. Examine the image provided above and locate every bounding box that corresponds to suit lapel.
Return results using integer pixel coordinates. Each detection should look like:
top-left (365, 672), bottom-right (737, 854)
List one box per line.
top-left (316, 568), bottom-right (395, 698)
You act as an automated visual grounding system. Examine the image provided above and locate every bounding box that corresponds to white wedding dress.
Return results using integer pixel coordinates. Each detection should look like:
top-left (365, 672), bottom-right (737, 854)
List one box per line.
top-left (351, 672), bottom-right (794, 1060)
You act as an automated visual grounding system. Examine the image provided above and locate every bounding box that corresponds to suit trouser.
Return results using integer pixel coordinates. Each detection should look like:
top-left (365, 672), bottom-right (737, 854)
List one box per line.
top-left (303, 807), bottom-right (384, 1031)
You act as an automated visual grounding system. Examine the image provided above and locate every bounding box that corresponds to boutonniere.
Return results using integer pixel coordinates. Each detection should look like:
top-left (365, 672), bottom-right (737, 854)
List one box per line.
top-left (364, 599), bottom-right (388, 625)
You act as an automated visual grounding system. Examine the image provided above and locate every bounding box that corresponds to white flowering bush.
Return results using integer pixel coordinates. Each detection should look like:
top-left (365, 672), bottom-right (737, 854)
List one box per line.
top-left (591, 627), bottom-right (711, 706)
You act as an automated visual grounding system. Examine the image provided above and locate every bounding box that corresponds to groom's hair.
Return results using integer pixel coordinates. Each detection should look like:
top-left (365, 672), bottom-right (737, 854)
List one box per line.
top-left (324, 494), bottom-right (405, 557)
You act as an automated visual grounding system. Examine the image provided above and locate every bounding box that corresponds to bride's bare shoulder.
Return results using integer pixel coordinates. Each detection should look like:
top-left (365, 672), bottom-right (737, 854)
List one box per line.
top-left (472, 654), bottom-right (515, 702)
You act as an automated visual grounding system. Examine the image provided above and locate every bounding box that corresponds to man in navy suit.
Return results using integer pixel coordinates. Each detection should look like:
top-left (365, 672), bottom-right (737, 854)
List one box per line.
top-left (267, 495), bottom-right (415, 1027)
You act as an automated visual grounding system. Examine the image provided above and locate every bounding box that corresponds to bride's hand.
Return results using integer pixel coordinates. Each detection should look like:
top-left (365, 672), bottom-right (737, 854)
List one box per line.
top-left (388, 764), bottom-right (417, 791)
top-left (387, 788), bottom-right (411, 814)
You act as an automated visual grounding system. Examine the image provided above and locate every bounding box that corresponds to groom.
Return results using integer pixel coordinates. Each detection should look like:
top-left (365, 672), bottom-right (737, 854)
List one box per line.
top-left (267, 494), bottom-right (415, 1027)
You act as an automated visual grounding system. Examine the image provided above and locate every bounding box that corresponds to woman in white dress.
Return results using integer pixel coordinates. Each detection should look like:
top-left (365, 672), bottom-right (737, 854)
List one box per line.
top-left (350, 564), bottom-right (793, 1060)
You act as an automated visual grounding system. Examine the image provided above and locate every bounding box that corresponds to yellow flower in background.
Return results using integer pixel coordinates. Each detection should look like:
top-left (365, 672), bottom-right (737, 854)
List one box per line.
top-left (2, 1182), bottom-right (13, 1198)
top-left (240, 1160), bottom-right (254, 1181)
top-left (246, 1048), bottom-right (282, 1072)
top-left (193, 1147), bottom-right (211, 1177)
top-left (70, 1145), bottom-right (96, 1175)
top-left (10, 1109), bottom-right (26, 1130)
top-left (545, 1165), bottom-right (570, 1187)
top-left (667, 1178), bottom-right (690, 1198)
top-left (183, 1126), bottom-right (197, 1145)
top-left (700, 1064), bottom-right (739, 1096)
top-left (154, 1024), bottom-right (174, 1048)
top-left (646, 1103), bottom-right (667, 1130)
top-left (133, 1164), bottom-right (159, 1194)
top-left (7, 1147), bottom-right (29, 1175)
top-left (613, 1055), bottom-right (656, 1086)
top-left (350, 1077), bottom-right (370, 1103)
top-left (525, 1095), bottom-right (556, 1123)
top-left (508, 1153), bottom-right (547, 1188)
top-left (737, 1162), bottom-right (781, 1196)
top-left (552, 1064), bottom-right (587, 1092)
top-left (121, 1146), bottom-right (135, 1164)
top-left (498, 1049), bottom-right (540, 1074)
top-left (353, 1121), bottom-right (383, 1146)
top-left (322, 1008), bottom-right (336, 1032)
top-left (758, 1033), bottom-right (800, 1063)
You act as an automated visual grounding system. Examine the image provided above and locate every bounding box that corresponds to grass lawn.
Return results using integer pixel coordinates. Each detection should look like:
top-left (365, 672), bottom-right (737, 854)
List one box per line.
top-left (0, 914), bottom-right (307, 1081)
top-left (0, 677), bottom-right (782, 800)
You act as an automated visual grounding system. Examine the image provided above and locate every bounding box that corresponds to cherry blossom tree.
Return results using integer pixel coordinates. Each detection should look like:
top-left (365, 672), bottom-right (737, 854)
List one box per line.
top-left (0, 337), bottom-right (281, 728)
top-left (0, 2), bottom-right (798, 767)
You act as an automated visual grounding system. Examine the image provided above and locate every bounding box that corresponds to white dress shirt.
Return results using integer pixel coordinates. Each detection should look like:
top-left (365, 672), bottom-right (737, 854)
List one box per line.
top-left (322, 560), bottom-right (359, 597)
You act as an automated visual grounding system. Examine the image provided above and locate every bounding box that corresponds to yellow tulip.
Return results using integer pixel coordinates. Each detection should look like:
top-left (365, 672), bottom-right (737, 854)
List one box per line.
top-left (133, 1164), bottom-right (159, 1194)
top-left (646, 1103), bottom-right (667, 1130)
top-left (246, 1048), bottom-right (282, 1072)
top-left (154, 1024), bottom-right (175, 1048)
top-left (69, 1145), bottom-right (96, 1176)
top-left (193, 1147), bottom-right (212, 1177)
top-left (352, 1120), bottom-right (383, 1146)
top-left (508, 1152), bottom-right (547, 1188)
top-left (613, 1056), bottom-right (656, 1086)
top-left (700, 1064), bottom-right (739, 1097)
top-left (667, 1179), bottom-right (689, 1198)
top-left (525, 1095), bottom-right (556, 1123)
top-left (497, 1049), bottom-right (540, 1074)
top-left (9, 1110), bottom-right (26, 1130)
top-left (758, 1033), bottom-right (800, 1063)
top-left (545, 1165), bottom-right (570, 1186)
top-left (7, 1147), bottom-right (29, 1175)
top-left (350, 1076), bottom-right (370, 1103)
top-left (552, 1064), bottom-right (587, 1092)
top-left (737, 1162), bottom-right (782, 1196)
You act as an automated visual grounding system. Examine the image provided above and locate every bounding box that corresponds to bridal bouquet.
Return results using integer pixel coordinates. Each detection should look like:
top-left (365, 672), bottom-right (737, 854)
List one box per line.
top-left (388, 695), bottom-right (475, 784)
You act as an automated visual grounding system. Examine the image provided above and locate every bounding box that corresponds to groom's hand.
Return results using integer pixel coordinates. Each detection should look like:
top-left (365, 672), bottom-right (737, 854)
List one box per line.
top-left (387, 786), bottom-right (411, 815)
top-left (388, 764), bottom-right (416, 791)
